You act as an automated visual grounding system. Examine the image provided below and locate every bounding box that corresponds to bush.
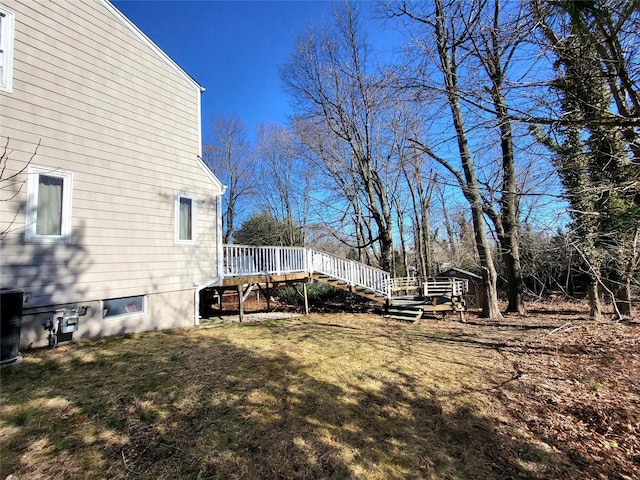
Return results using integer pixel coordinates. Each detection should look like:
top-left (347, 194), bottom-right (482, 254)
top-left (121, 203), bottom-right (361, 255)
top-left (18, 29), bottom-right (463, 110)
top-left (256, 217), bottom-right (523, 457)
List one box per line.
top-left (276, 282), bottom-right (373, 311)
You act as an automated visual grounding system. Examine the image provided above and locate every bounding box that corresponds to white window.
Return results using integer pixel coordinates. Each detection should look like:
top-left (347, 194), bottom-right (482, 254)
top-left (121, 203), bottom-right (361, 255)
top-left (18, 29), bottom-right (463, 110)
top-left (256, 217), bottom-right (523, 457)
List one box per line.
top-left (0, 6), bottom-right (15, 93)
top-left (175, 193), bottom-right (196, 244)
top-left (25, 166), bottom-right (73, 243)
top-left (101, 295), bottom-right (146, 320)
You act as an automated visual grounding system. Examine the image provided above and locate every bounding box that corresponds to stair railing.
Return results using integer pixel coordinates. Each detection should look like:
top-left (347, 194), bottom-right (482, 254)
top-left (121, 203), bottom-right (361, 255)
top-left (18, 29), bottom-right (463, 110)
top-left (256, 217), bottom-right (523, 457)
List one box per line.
top-left (309, 250), bottom-right (391, 298)
top-left (223, 245), bottom-right (391, 298)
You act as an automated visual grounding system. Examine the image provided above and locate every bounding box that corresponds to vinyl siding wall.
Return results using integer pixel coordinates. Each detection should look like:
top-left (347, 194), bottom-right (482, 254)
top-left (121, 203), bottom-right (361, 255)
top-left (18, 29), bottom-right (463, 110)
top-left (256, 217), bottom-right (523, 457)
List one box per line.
top-left (0, 0), bottom-right (222, 346)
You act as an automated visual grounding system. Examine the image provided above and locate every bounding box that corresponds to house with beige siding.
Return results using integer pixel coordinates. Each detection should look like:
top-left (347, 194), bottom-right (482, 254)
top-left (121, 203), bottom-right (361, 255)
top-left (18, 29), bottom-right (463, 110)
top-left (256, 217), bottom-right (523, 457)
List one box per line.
top-left (0, 0), bottom-right (225, 349)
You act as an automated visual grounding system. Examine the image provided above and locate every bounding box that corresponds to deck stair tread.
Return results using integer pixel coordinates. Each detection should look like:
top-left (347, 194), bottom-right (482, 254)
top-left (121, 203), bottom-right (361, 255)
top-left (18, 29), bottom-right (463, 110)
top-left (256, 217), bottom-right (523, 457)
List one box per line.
top-left (386, 303), bottom-right (424, 322)
top-left (311, 272), bottom-right (386, 302)
top-left (390, 297), bottom-right (425, 306)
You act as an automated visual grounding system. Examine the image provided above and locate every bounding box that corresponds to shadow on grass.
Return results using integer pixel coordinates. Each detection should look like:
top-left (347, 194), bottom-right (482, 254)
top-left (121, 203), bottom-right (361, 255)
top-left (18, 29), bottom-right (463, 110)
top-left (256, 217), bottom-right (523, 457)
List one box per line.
top-left (1, 322), bottom-right (565, 479)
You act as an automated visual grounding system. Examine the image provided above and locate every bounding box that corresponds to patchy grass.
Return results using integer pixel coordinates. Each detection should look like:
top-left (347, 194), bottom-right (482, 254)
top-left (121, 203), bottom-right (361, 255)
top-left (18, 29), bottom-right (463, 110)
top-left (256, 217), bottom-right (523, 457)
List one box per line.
top-left (1, 310), bottom-right (638, 479)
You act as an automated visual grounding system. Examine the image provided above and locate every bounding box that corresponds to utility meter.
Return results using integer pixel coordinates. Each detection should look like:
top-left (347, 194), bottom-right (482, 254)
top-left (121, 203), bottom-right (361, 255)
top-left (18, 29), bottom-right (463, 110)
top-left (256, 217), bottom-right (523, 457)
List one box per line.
top-left (60, 308), bottom-right (79, 334)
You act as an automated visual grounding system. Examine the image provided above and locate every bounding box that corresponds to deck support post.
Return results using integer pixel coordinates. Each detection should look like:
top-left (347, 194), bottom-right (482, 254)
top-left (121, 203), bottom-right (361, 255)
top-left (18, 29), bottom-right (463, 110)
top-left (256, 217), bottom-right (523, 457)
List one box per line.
top-left (257, 282), bottom-right (280, 311)
top-left (237, 284), bottom-right (244, 322)
top-left (266, 284), bottom-right (271, 310)
top-left (303, 282), bottom-right (309, 315)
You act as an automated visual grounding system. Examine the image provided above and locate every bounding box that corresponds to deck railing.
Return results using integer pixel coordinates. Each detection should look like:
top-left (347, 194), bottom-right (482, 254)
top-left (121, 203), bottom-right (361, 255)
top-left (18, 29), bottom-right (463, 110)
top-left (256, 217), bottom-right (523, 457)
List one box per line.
top-left (310, 249), bottom-right (391, 298)
top-left (423, 278), bottom-right (468, 297)
top-left (223, 245), bottom-right (391, 298)
top-left (223, 245), bottom-right (308, 277)
top-left (388, 276), bottom-right (468, 298)
top-left (388, 276), bottom-right (420, 292)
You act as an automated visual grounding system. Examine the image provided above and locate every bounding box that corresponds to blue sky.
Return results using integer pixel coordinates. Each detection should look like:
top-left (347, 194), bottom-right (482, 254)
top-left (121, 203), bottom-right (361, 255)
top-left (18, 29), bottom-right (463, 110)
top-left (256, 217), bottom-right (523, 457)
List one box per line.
top-left (112, 1), bottom-right (393, 143)
top-left (111, 1), bottom-right (568, 232)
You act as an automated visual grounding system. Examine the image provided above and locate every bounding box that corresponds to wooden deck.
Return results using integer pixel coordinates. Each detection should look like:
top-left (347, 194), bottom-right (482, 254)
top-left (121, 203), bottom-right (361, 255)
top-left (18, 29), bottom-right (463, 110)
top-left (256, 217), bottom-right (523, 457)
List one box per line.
top-left (200, 245), bottom-right (469, 322)
top-left (221, 272), bottom-right (310, 287)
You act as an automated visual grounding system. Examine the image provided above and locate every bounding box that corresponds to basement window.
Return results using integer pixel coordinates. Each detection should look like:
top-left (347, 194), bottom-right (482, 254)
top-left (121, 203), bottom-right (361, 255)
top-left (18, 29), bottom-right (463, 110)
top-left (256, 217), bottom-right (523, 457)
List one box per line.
top-left (101, 296), bottom-right (146, 320)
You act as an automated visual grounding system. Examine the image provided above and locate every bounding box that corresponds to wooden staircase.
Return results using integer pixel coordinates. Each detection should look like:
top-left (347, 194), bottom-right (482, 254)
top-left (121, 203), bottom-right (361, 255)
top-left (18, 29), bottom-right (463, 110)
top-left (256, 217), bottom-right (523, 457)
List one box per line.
top-left (221, 245), bottom-right (468, 321)
top-left (386, 298), bottom-right (425, 321)
top-left (384, 278), bottom-right (469, 322)
top-left (312, 273), bottom-right (388, 302)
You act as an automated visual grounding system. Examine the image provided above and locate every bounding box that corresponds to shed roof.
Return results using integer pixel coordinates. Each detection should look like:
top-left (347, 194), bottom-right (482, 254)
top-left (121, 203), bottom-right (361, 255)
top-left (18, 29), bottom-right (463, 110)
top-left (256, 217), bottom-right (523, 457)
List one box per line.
top-left (438, 267), bottom-right (482, 280)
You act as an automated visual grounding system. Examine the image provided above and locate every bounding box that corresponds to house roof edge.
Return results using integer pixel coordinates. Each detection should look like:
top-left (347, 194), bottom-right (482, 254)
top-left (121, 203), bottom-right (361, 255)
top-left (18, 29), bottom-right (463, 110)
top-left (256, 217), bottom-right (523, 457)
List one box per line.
top-left (99, 0), bottom-right (205, 93)
top-left (197, 156), bottom-right (227, 194)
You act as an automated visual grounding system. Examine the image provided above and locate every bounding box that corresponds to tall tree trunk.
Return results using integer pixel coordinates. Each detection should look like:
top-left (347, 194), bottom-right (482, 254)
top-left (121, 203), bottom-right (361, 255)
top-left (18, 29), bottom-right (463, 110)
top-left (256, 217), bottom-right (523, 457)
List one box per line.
top-left (394, 0), bottom-right (503, 318)
top-left (434, 0), bottom-right (502, 319)
top-left (422, 203), bottom-right (433, 277)
top-left (394, 194), bottom-right (408, 277)
top-left (616, 281), bottom-right (632, 318)
top-left (588, 281), bottom-right (602, 319)
top-left (378, 220), bottom-right (395, 273)
top-left (494, 98), bottom-right (526, 314)
top-left (438, 185), bottom-right (458, 263)
top-left (223, 204), bottom-right (234, 244)
top-left (402, 156), bottom-right (435, 278)
top-left (469, 0), bottom-right (527, 314)
top-left (493, 90), bottom-right (525, 313)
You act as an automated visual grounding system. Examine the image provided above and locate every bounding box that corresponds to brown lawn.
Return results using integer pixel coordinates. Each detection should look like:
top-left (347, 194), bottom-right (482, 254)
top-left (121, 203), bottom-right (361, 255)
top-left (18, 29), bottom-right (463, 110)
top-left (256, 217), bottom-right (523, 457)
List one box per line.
top-left (1, 303), bottom-right (638, 479)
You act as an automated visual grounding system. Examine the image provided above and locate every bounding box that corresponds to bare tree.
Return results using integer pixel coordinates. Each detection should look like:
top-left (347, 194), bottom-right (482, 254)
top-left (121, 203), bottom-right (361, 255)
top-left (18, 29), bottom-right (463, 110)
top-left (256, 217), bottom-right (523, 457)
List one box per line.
top-left (255, 123), bottom-right (312, 246)
top-left (400, 148), bottom-right (438, 278)
top-left (202, 117), bottom-right (255, 243)
top-left (282, 2), bottom-right (398, 271)
top-left (435, 182), bottom-right (459, 264)
top-left (292, 115), bottom-right (383, 264)
top-left (390, 0), bottom-right (504, 318)
top-left (456, 0), bottom-right (532, 314)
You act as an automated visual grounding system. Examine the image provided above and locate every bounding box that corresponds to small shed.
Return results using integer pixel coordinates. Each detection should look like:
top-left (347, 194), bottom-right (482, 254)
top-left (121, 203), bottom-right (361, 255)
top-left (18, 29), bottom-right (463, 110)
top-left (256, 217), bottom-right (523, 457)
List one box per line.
top-left (436, 267), bottom-right (486, 310)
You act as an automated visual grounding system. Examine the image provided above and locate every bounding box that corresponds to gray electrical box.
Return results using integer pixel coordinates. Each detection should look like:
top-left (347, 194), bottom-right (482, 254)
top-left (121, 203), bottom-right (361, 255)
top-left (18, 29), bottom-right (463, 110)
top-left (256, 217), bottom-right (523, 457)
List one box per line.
top-left (60, 308), bottom-right (79, 334)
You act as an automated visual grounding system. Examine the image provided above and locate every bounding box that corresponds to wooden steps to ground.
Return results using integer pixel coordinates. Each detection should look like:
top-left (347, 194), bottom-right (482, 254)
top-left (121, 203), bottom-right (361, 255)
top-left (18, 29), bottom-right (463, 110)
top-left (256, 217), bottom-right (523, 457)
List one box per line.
top-left (387, 295), bottom-right (467, 322)
top-left (386, 299), bottom-right (425, 322)
top-left (311, 275), bottom-right (467, 316)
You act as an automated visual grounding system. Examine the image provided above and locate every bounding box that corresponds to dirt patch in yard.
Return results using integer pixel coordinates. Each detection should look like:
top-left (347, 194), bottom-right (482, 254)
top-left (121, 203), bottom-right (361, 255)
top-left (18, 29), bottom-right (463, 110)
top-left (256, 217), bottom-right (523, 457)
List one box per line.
top-left (1, 302), bottom-right (638, 479)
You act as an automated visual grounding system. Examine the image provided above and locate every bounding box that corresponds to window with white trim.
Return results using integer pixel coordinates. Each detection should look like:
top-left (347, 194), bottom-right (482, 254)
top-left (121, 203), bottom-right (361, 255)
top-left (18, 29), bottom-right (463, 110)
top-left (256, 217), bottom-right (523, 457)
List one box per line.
top-left (0, 6), bottom-right (15, 93)
top-left (175, 193), bottom-right (196, 244)
top-left (101, 295), bottom-right (146, 320)
top-left (25, 166), bottom-right (73, 242)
